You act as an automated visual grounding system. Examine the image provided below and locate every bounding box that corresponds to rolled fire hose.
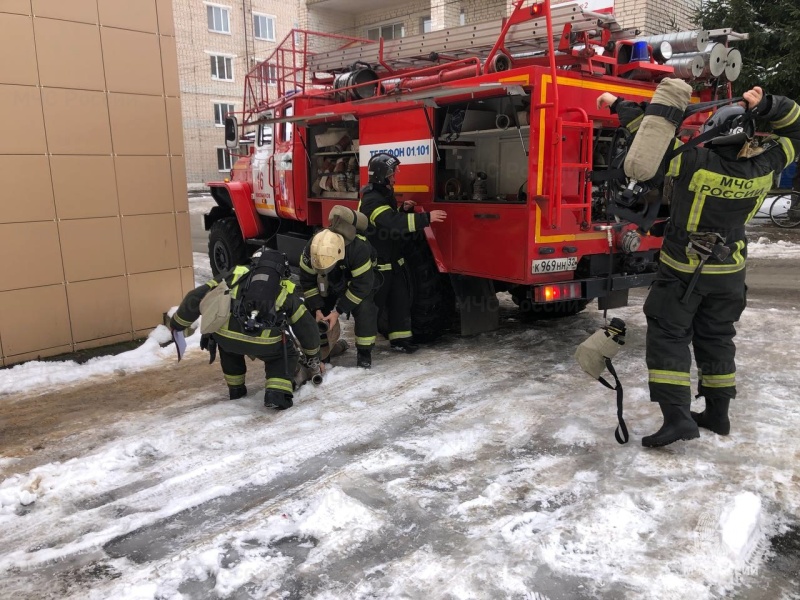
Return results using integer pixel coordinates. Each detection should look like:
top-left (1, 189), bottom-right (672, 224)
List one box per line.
top-left (623, 77), bottom-right (692, 182)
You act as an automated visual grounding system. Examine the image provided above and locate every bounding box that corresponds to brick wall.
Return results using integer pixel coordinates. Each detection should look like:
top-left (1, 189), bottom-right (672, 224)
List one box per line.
top-left (173, 0), bottom-right (300, 187)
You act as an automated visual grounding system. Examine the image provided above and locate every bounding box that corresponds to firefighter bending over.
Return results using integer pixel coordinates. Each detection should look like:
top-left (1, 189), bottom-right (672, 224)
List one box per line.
top-left (170, 248), bottom-right (322, 410)
top-left (358, 153), bottom-right (447, 352)
top-left (598, 83), bottom-right (800, 447)
top-left (300, 207), bottom-right (379, 369)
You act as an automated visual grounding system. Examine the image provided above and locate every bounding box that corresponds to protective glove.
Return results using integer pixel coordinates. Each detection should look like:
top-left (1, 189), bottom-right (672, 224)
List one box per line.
top-left (200, 334), bottom-right (217, 364)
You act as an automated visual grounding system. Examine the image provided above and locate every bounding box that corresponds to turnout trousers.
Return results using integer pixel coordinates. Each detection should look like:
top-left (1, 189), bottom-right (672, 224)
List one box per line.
top-left (374, 265), bottom-right (413, 342)
top-left (644, 263), bottom-right (747, 407)
top-left (216, 336), bottom-right (298, 396)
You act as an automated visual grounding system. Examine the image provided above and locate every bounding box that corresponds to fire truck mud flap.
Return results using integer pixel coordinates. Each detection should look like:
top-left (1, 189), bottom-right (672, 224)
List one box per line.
top-left (449, 275), bottom-right (500, 336)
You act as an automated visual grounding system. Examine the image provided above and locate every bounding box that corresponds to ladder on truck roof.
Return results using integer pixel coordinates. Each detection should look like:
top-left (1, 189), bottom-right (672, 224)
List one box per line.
top-left (306, 1), bottom-right (638, 74)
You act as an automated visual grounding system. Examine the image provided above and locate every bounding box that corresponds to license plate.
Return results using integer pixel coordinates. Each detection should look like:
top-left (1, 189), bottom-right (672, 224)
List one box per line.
top-left (531, 257), bottom-right (578, 274)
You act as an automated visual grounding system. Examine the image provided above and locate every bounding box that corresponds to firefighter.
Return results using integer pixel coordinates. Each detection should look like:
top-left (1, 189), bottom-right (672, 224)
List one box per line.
top-left (597, 85), bottom-right (800, 447)
top-left (299, 217), bottom-right (379, 369)
top-left (358, 153), bottom-right (447, 352)
top-left (170, 248), bottom-right (321, 410)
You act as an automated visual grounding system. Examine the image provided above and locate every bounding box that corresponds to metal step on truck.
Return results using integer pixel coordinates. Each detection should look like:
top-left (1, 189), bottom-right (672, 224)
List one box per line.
top-left (205, 0), bottom-right (746, 338)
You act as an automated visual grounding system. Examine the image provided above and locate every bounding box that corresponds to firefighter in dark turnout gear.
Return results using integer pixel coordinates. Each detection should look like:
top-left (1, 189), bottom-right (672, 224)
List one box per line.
top-left (170, 248), bottom-right (321, 409)
top-left (598, 85), bottom-right (800, 447)
top-left (299, 221), bottom-right (379, 368)
top-left (358, 153), bottom-right (447, 352)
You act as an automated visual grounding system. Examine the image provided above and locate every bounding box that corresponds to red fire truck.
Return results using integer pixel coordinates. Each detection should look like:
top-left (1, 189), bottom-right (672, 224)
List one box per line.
top-left (205, 0), bottom-right (741, 337)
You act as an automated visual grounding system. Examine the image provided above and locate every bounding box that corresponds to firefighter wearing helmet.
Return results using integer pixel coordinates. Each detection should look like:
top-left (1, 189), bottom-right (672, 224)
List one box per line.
top-left (299, 207), bottom-right (379, 368)
top-left (597, 84), bottom-right (800, 447)
top-left (358, 153), bottom-right (447, 352)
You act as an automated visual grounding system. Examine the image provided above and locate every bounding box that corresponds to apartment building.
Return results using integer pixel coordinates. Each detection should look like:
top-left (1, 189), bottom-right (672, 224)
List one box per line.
top-left (175, 0), bottom-right (700, 189)
top-left (0, 0), bottom-right (191, 366)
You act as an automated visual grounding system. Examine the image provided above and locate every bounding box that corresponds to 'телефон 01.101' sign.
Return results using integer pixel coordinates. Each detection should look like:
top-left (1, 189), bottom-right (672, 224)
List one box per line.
top-left (359, 139), bottom-right (434, 166)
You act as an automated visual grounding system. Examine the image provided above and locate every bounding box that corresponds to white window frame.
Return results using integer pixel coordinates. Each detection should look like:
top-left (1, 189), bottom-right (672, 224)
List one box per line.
top-left (213, 102), bottom-right (235, 126)
top-left (217, 147), bottom-right (233, 171)
top-left (367, 22), bottom-right (404, 41)
top-left (421, 16), bottom-right (432, 34)
top-left (253, 12), bottom-right (276, 41)
top-left (205, 3), bottom-right (231, 34)
top-left (208, 52), bottom-right (235, 81)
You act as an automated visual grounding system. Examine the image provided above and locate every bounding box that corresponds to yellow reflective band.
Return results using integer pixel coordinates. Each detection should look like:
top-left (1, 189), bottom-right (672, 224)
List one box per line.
top-left (345, 289), bottom-right (363, 304)
top-left (275, 287), bottom-right (289, 310)
top-left (408, 214), bottom-right (416, 232)
top-left (304, 288), bottom-right (320, 298)
top-left (377, 263), bottom-right (393, 271)
top-left (351, 260), bottom-right (372, 277)
top-left (173, 314), bottom-right (193, 328)
top-left (649, 369), bottom-right (691, 386)
top-left (300, 259), bottom-right (316, 274)
top-left (701, 373), bottom-right (736, 388)
top-left (666, 140), bottom-right (683, 177)
top-left (388, 331), bottom-right (412, 340)
top-left (397, 257), bottom-right (404, 266)
top-left (206, 280), bottom-right (219, 288)
top-left (370, 205), bottom-right (391, 225)
top-left (289, 304), bottom-right (307, 324)
top-left (778, 137), bottom-right (796, 167)
top-left (773, 103), bottom-right (800, 129)
top-left (266, 378), bottom-right (293, 393)
top-left (282, 280), bottom-right (296, 293)
top-left (217, 330), bottom-right (283, 345)
top-left (626, 114), bottom-right (643, 133)
top-left (224, 374), bottom-right (246, 386)
top-left (302, 346), bottom-right (320, 356)
top-left (355, 335), bottom-right (376, 345)
top-left (660, 250), bottom-right (745, 275)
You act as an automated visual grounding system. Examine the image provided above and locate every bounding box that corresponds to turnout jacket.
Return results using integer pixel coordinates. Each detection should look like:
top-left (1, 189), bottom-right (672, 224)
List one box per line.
top-left (613, 94), bottom-right (800, 275)
top-left (170, 266), bottom-right (321, 358)
top-left (299, 233), bottom-right (377, 314)
top-left (358, 183), bottom-right (430, 265)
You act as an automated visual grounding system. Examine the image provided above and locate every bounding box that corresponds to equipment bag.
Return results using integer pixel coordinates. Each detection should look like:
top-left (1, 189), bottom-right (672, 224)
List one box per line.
top-left (199, 279), bottom-right (232, 334)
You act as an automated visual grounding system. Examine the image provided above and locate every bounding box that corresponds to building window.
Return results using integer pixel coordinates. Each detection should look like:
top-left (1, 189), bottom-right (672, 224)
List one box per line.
top-left (207, 4), bottom-right (230, 34)
top-left (258, 61), bottom-right (278, 84)
top-left (421, 16), bottom-right (432, 33)
top-left (213, 102), bottom-right (234, 126)
top-left (217, 147), bottom-right (233, 171)
top-left (460, 9), bottom-right (466, 26)
top-left (254, 13), bottom-right (276, 41)
top-left (367, 23), bottom-right (404, 41)
top-left (210, 55), bottom-right (233, 81)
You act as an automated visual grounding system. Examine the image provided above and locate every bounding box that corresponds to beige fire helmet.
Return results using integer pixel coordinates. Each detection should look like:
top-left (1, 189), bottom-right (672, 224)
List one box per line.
top-left (310, 229), bottom-right (345, 273)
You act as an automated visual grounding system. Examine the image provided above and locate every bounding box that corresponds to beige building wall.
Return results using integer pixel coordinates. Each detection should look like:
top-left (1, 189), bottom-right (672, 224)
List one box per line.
top-left (0, 0), bottom-right (191, 367)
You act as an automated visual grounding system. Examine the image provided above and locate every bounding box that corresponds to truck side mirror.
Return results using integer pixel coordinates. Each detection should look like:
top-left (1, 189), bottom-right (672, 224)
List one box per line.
top-left (224, 116), bottom-right (239, 150)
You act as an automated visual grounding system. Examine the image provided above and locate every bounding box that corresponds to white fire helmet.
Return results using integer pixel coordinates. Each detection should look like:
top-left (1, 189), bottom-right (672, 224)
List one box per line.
top-left (309, 229), bottom-right (345, 273)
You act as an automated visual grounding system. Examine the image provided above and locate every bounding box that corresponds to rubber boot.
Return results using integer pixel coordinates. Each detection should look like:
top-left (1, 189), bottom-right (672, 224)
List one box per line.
top-left (228, 385), bottom-right (247, 400)
top-left (642, 402), bottom-right (700, 447)
top-left (264, 390), bottom-right (293, 410)
top-left (356, 348), bottom-right (372, 369)
top-left (691, 397), bottom-right (731, 436)
top-left (390, 339), bottom-right (419, 354)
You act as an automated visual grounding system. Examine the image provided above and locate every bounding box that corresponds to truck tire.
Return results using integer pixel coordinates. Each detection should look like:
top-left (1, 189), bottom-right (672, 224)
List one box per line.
top-left (208, 217), bottom-right (248, 275)
top-left (405, 237), bottom-right (454, 342)
top-left (512, 292), bottom-right (590, 320)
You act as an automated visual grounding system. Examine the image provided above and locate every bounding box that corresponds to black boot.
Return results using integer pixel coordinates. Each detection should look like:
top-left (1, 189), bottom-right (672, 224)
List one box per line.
top-left (356, 348), bottom-right (372, 369)
top-left (642, 402), bottom-right (700, 447)
top-left (228, 385), bottom-right (247, 400)
top-left (390, 339), bottom-right (419, 354)
top-left (691, 398), bottom-right (730, 436)
top-left (264, 390), bottom-right (293, 410)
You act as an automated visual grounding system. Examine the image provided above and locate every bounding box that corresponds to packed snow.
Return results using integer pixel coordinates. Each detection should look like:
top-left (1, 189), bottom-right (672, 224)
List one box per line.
top-left (1, 236), bottom-right (799, 599)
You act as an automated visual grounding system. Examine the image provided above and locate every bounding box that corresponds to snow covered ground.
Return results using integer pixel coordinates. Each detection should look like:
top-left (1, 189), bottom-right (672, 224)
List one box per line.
top-left (1, 233), bottom-right (799, 599)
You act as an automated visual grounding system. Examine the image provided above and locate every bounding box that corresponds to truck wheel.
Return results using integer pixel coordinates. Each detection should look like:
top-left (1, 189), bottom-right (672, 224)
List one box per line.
top-left (208, 217), bottom-right (248, 275)
top-left (512, 291), bottom-right (590, 320)
top-left (405, 237), bottom-right (454, 342)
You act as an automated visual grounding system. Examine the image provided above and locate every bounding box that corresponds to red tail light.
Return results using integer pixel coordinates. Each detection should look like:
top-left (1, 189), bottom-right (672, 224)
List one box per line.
top-left (534, 282), bottom-right (581, 303)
